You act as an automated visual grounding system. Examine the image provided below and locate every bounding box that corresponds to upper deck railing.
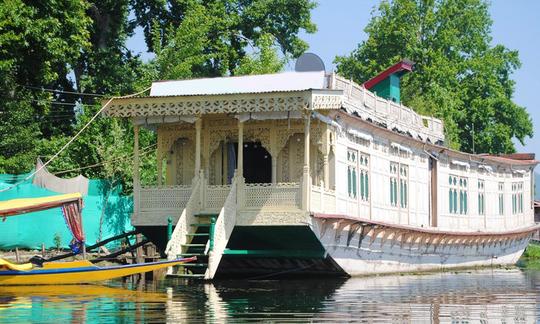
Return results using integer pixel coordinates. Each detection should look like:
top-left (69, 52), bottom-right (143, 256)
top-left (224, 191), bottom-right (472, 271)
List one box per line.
top-left (331, 74), bottom-right (445, 144)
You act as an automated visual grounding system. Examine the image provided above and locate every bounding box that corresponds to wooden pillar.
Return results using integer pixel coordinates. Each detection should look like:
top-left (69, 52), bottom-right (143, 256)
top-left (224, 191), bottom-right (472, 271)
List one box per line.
top-left (272, 157), bottom-right (278, 183)
top-left (323, 155), bottom-right (329, 189)
top-left (323, 128), bottom-right (330, 189)
top-left (270, 124), bottom-right (277, 183)
top-left (430, 156), bottom-right (438, 227)
top-left (302, 115), bottom-right (311, 210)
top-left (133, 124), bottom-right (140, 215)
top-left (195, 118), bottom-right (202, 176)
top-left (304, 117), bottom-right (310, 169)
top-left (157, 150), bottom-right (163, 186)
top-left (237, 121), bottom-right (244, 177)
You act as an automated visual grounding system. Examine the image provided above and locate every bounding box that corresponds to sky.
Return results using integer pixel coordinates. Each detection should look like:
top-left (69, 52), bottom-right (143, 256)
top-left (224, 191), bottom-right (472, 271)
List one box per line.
top-left (127, 0), bottom-right (539, 159)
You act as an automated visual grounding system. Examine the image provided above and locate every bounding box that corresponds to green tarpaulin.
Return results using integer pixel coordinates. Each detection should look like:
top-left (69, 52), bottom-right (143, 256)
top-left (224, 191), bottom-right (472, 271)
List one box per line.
top-left (0, 174), bottom-right (133, 250)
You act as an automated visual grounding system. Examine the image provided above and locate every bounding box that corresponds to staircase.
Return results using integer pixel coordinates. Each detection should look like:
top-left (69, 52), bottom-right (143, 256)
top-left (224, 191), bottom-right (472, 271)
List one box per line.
top-left (169, 213), bottom-right (217, 279)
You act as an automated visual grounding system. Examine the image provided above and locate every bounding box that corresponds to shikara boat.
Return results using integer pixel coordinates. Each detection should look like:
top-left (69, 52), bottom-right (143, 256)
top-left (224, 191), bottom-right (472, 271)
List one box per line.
top-left (0, 193), bottom-right (195, 285)
top-left (0, 257), bottom-right (195, 285)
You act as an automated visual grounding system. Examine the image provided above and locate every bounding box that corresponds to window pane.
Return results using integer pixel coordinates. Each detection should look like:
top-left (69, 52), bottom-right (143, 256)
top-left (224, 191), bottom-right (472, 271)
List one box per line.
top-left (347, 167), bottom-right (351, 196)
top-left (449, 189), bottom-right (453, 213)
top-left (352, 169), bottom-right (357, 197)
top-left (360, 172), bottom-right (365, 199)
top-left (365, 174), bottom-right (369, 199)
top-left (453, 190), bottom-right (457, 213)
top-left (404, 183), bottom-right (407, 207)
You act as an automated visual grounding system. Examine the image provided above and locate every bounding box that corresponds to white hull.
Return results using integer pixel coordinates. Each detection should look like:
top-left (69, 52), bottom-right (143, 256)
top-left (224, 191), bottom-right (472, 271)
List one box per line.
top-left (311, 216), bottom-right (534, 276)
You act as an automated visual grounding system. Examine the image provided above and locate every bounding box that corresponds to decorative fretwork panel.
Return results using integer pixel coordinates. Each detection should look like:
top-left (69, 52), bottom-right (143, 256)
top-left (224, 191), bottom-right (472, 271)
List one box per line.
top-left (139, 185), bottom-right (192, 211)
top-left (244, 183), bottom-right (301, 209)
top-left (105, 93), bottom-right (313, 117)
top-left (205, 185), bottom-right (232, 210)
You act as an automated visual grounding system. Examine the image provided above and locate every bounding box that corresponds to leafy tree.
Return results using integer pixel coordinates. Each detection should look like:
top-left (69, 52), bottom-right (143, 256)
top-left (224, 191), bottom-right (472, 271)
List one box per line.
top-left (234, 33), bottom-right (287, 75)
top-left (0, 0), bottom-right (91, 173)
top-left (0, 0), bottom-right (316, 192)
top-left (136, 0), bottom-right (316, 78)
top-left (335, 0), bottom-right (532, 153)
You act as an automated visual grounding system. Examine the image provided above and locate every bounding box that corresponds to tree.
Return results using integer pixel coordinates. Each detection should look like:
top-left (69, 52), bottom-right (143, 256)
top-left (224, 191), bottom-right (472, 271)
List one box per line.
top-left (335, 0), bottom-right (533, 153)
top-left (0, 1), bottom-right (91, 173)
top-left (136, 0), bottom-right (316, 78)
top-left (0, 0), bottom-right (316, 192)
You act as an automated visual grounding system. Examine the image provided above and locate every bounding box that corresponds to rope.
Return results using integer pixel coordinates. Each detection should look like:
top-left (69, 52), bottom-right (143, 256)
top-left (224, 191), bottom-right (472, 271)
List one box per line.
top-left (0, 87), bottom-right (151, 193)
top-left (51, 143), bottom-right (156, 175)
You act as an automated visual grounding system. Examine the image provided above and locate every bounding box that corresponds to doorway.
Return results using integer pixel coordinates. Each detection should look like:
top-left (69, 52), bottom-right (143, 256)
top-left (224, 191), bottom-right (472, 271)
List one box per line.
top-left (234, 142), bottom-right (272, 183)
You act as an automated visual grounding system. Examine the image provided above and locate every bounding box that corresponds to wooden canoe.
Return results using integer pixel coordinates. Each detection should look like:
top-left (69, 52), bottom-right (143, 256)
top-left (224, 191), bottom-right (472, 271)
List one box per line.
top-left (0, 257), bottom-right (196, 285)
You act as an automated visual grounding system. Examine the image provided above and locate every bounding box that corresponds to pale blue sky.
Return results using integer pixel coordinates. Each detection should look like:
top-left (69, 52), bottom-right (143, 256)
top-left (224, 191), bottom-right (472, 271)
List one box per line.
top-left (128, 0), bottom-right (539, 158)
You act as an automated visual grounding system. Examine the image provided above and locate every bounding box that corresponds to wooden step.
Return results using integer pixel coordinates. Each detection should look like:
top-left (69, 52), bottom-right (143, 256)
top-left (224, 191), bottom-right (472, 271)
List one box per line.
top-left (181, 243), bottom-right (206, 248)
top-left (178, 253), bottom-right (206, 257)
top-left (167, 273), bottom-right (205, 279)
top-left (181, 263), bottom-right (208, 267)
top-left (186, 233), bottom-right (209, 237)
top-left (190, 223), bottom-right (211, 227)
top-left (195, 213), bottom-right (219, 218)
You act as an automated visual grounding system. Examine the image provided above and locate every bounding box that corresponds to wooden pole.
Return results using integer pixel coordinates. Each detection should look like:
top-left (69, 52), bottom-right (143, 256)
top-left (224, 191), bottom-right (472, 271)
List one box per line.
top-left (302, 115), bottom-right (311, 210)
top-left (15, 247), bottom-right (20, 263)
top-left (195, 118), bottom-right (202, 175)
top-left (133, 124), bottom-right (140, 215)
top-left (237, 121), bottom-right (244, 177)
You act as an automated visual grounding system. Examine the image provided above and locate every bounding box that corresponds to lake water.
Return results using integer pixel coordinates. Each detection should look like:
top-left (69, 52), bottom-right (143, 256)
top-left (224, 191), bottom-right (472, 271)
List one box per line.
top-left (1, 268), bottom-right (539, 323)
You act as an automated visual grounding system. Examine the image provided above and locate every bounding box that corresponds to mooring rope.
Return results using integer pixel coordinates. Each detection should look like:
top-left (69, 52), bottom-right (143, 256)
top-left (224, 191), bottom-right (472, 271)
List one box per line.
top-left (0, 87), bottom-right (151, 193)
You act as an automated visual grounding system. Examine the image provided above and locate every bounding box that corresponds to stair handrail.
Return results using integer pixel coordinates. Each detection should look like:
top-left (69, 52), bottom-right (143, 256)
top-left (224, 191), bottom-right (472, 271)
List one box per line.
top-left (206, 174), bottom-right (239, 278)
top-left (165, 172), bottom-right (203, 261)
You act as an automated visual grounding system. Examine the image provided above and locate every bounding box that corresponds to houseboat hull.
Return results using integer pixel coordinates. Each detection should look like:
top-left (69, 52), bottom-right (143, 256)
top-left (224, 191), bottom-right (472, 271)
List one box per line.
top-left (311, 215), bottom-right (536, 276)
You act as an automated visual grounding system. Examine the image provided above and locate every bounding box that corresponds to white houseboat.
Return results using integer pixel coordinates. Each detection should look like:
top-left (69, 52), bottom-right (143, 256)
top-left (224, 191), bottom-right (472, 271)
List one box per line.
top-left (104, 58), bottom-right (538, 279)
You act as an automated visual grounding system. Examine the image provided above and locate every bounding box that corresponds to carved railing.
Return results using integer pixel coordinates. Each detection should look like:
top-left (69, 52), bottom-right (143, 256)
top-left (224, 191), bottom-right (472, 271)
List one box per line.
top-left (139, 185), bottom-right (192, 212)
top-left (204, 184), bottom-right (231, 211)
top-left (165, 174), bottom-right (202, 264)
top-left (134, 185), bottom-right (192, 225)
top-left (243, 182), bottom-right (302, 210)
top-left (311, 184), bottom-right (336, 214)
top-left (332, 74), bottom-right (444, 143)
top-left (206, 176), bottom-right (238, 279)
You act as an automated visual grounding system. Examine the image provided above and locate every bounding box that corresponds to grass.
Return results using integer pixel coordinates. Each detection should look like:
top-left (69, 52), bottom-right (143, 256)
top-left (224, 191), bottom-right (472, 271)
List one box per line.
top-left (522, 243), bottom-right (540, 259)
top-left (517, 243), bottom-right (540, 269)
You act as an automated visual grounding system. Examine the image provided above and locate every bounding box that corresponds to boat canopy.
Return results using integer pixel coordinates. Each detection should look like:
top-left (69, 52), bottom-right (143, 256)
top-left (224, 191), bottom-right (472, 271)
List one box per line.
top-left (0, 193), bottom-right (82, 218)
top-left (0, 193), bottom-right (85, 248)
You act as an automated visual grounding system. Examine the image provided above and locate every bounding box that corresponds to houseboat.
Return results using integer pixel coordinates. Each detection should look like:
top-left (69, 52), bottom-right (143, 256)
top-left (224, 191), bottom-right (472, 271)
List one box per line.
top-left (103, 58), bottom-right (538, 279)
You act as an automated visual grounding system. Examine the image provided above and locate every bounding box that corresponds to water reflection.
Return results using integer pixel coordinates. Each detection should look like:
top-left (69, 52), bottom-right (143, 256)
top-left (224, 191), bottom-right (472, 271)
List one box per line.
top-left (1, 269), bottom-right (539, 322)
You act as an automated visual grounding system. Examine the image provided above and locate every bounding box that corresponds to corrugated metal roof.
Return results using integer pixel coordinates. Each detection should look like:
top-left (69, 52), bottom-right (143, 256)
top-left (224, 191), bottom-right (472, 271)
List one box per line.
top-left (149, 71), bottom-right (326, 96)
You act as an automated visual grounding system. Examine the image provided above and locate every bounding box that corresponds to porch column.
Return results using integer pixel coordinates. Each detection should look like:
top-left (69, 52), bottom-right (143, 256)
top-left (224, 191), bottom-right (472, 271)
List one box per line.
top-left (237, 121), bottom-right (244, 177)
top-left (302, 115), bottom-right (311, 210)
top-left (133, 124), bottom-right (140, 215)
top-left (195, 118), bottom-right (202, 176)
top-left (272, 157), bottom-right (278, 183)
top-left (323, 130), bottom-right (330, 190)
top-left (157, 150), bottom-right (163, 186)
top-left (270, 125), bottom-right (277, 184)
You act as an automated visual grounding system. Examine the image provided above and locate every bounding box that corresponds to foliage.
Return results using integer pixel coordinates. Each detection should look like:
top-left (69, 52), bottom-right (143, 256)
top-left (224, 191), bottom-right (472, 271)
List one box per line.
top-left (53, 233), bottom-right (62, 251)
top-left (234, 33), bottom-right (287, 75)
top-left (335, 0), bottom-right (533, 153)
top-left (0, 0), bottom-right (91, 173)
top-left (0, 0), bottom-right (315, 193)
top-left (142, 0), bottom-right (315, 78)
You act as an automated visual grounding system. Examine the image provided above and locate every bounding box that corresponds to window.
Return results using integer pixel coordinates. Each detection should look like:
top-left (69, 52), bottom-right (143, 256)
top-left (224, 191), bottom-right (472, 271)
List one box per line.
top-left (347, 149), bottom-right (370, 201)
top-left (347, 149), bottom-right (357, 199)
top-left (498, 182), bottom-right (504, 215)
top-left (478, 180), bottom-right (485, 215)
top-left (512, 182), bottom-right (524, 214)
top-left (390, 162), bottom-right (408, 208)
top-left (449, 175), bottom-right (468, 214)
top-left (359, 153), bottom-right (369, 201)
